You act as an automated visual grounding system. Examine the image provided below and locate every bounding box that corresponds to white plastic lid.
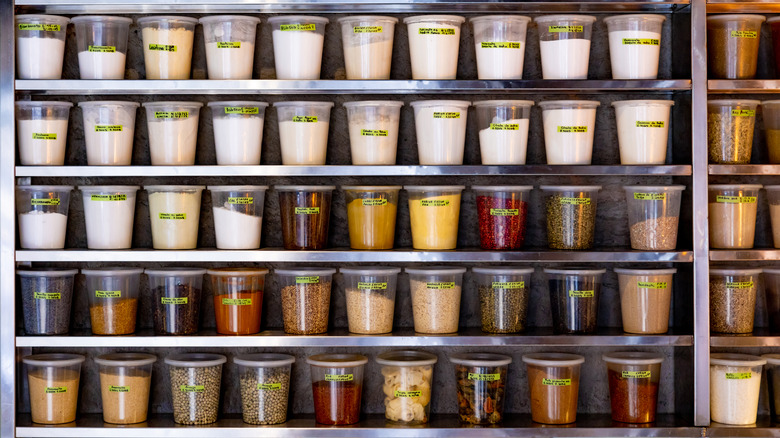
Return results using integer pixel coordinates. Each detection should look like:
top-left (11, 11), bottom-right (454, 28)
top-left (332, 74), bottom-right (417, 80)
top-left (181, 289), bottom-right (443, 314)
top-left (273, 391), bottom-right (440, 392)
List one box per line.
top-left (17, 269), bottom-right (78, 277)
top-left (406, 266), bottom-right (467, 276)
top-left (710, 268), bottom-right (762, 276)
top-left (307, 353), bottom-right (368, 368)
top-left (275, 267), bottom-right (337, 276)
top-left (144, 185), bottom-right (205, 192)
top-left (602, 352), bottom-right (664, 365)
top-left (472, 100), bottom-right (534, 108)
top-left (142, 101), bottom-right (203, 109)
top-left (16, 14), bottom-right (71, 25)
top-left (78, 101), bottom-right (140, 109)
top-left (709, 184), bottom-right (763, 191)
top-left (538, 100), bottom-right (601, 110)
top-left (337, 16), bottom-right (399, 25)
top-left (15, 101), bottom-right (73, 111)
top-left (762, 354), bottom-right (780, 365)
top-left (540, 185), bottom-right (602, 192)
top-left (207, 101), bottom-right (269, 109)
top-left (95, 353), bottom-right (157, 367)
top-left (79, 185), bottom-right (140, 194)
top-left (17, 185), bottom-right (74, 192)
top-left (614, 267), bottom-right (677, 275)
top-left (450, 353), bottom-right (512, 367)
top-left (71, 16), bottom-right (133, 25)
top-left (340, 267), bottom-right (401, 276)
top-left (207, 185), bottom-right (269, 192)
top-left (23, 353), bottom-right (86, 367)
top-left (273, 101), bottom-right (334, 109)
top-left (144, 267), bottom-right (208, 277)
top-left (710, 353), bottom-right (766, 367)
top-left (275, 185), bottom-right (336, 192)
top-left (469, 15), bottom-right (532, 25)
top-left (341, 185), bottom-right (402, 192)
top-left (522, 353), bottom-right (585, 367)
top-left (404, 185), bottom-right (465, 192)
top-left (199, 15), bottom-right (262, 25)
top-left (471, 185), bottom-right (533, 192)
top-left (603, 14), bottom-right (666, 25)
top-left (82, 267), bottom-right (144, 277)
top-left (708, 99), bottom-right (761, 107)
top-left (164, 353), bottom-right (227, 368)
top-left (409, 100), bottom-right (470, 109)
top-left (544, 267), bottom-right (607, 275)
top-left (534, 15), bottom-right (597, 24)
top-left (137, 16), bottom-right (199, 25)
top-left (343, 100), bottom-right (404, 109)
top-left (403, 15), bottom-right (466, 25)
top-left (624, 185), bottom-right (685, 192)
top-left (267, 16), bottom-right (330, 26)
top-left (472, 266), bottom-right (534, 275)
top-left (207, 268), bottom-right (269, 277)
top-left (376, 350), bottom-right (438, 367)
top-left (234, 353), bottom-right (296, 368)
top-left (612, 100), bottom-right (674, 108)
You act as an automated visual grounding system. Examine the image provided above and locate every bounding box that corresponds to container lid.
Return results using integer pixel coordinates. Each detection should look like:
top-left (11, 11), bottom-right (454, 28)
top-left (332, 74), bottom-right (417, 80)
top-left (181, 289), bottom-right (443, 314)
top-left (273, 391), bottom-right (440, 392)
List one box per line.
top-left (539, 185), bottom-right (602, 192)
top-left (78, 185), bottom-right (140, 193)
top-left (22, 353), bottom-right (85, 367)
top-left (522, 353), bottom-right (585, 367)
top-left (78, 101), bottom-right (140, 108)
top-left (307, 353), bottom-right (368, 368)
top-left (614, 267), bottom-right (677, 275)
top-left (15, 101), bottom-right (73, 109)
top-left (766, 185), bottom-right (780, 191)
top-left (707, 14), bottom-right (766, 23)
top-left (144, 267), bottom-right (208, 276)
top-left (406, 266), bottom-right (468, 275)
top-left (377, 350), bottom-right (438, 367)
top-left (763, 268), bottom-right (780, 275)
top-left (275, 267), bottom-right (337, 276)
top-left (207, 268), bottom-right (270, 276)
top-left (136, 16), bottom-right (199, 25)
top-left (409, 100), bottom-right (470, 109)
top-left (337, 16), bottom-right (399, 24)
top-left (472, 100), bottom-right (535, 108)
top-left (404, 185), bottom-right (466, 192)
top-left (94, 353), bottom-right (157, 367)
top-left (142, 101), bottom-right (203, 109)
top-left (234, 353), bottom-right (296, 367)
top-left (17, 268), bottom-right (78, 277)
top-left (340, 267), bottom-right (402, 276)
top-left (164, 353), bottom-right (227, 368)
top-left (82, 267), bottom-right (144, 276)
top-left (709, 184), bottom-right (763, 191)
top-left (472, 266), bottom-right (534, 275)
top-left (612, 99), bottom-right (674, 108)
top-left (207, 185), bottom-right (269, 192)
top-left (602, 352), bottom-right (664, 365)
top-left (769, 17), bottom-right (780, 24)
top-left (533, 15), bottom-right (597, 24)
top-left (707, 99), bottom-right (761, 107)
top-left (544, 267), bottom-right (607, 275)
top-left (341, 185), bottom-right (402, 192)
top-left (71, 16), bottom-right (133, 25)
top-left (207, 101), bottom-right (269, 110)
top-left (17, 185), bottom-right (74, 192)
top-left (603, 14), bottom-right (666, 25)
top-left (16, 14), bottom-right (71, 25)
top-left (199, 15), bottom-right (262, 25)
top-left (343, 100), bottom-right (404, 109)
top-left (469, 15), bottom-right (532, 24)
top-left (762, 354), bottom-right (780, 365)
top-left (144, 185), bottom-right (206, 192)
top-left (710, 267), bottom-right (762, 276)
top-left (273, 101), bottom-right (334, 109)
top-left (471, 185), bottom-right (533, 192)
top-left (275, 185), bottom-right (336, 192)
top-left (403, 15), bottom-right (466, 25)
top-left (710, 353), bottom-right (766, 367)
top-left (538, 100), bottom-right (601, 109)
top-left (450, 353), bottom-right (512, 367)
top-left (267, 15), bottom-right (330, 25)
top-left (623, 185), bottom-right (685, 192)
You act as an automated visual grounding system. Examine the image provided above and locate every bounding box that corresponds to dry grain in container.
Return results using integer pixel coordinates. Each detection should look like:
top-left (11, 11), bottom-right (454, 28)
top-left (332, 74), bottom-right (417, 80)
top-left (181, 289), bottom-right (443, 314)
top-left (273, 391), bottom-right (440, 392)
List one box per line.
top-left (707, 100), bottom-right (759, 164)
top-left (473, 100), bottom-right (533, 165)
top-left (268, 16), bottom-right (328, 79)
top-left (710, 353), bottom-right (765, 425)
top-left (539, 100), bottom-right (600, 165)
top-left (540, 185), bottom-right (600, 250)
top-left (72, 16), bottom-right (131, 79)
top-left (338, 16), bottom-right (397, 80)
top-left (145, 185), bottom-right (204, 250)
top-left (406, 266), bottom-right (465, 334)
top-left (708, 184), bottom-right (761, 249)
top-left (612, 100), bottom-right (673, 165)
top-left (142, 101), bottom-right (202, 165)
top-left (200, 15), bottom-right (261, 80)
top-left (470, 15), bottom-right (531, 79)
top-left (410, 100), bottom-right (470, 165)
top-left (95, 353), bottom-right (156, 424)
top-left (164, 353), bottom-right (226, 425)
top-left (208, 185), bottom-right (267, 249)
top-left (343, 101), bottom-right (402, 165)
top-left (534, 15), bottom-right (596, 79)
top-left (404, 15), bottom-right (465, 80)
top-left (405, 185), bottom-right (464, 250)
top-left (707, 15), bottom-right (765, 79)
top-left (15, 15), bottom-right (69, 79)
top-left (84, 267), bottom-right (142, 335)
top-left (342, 267), bottom-right (400, 334)
top-left (604, 15), bottom-right (665, 79)
top-left (376, 350), bottom-right (437, 424)
top-left (623, 185), bottom-right (684, 250)
top-left (16, 185), bottom-right (72, 249)
top-left (137, 16), bottom-right (196, 79)
top-left (710, 267), bottom-right (761, 334)
top-left (473, 266), bottom-right (533, 333)
top-left (522, 353), bottom-right (584, 424)
top-left (79, 185), bottom-right (139, 249)
top-left (208, 101), bottom-right (268, 165)
top-left (15, 101), bottom-right (72, 166)
top-left (614, 268), bottom-right (676, 334)
top-left (234, 353), bottom-right (295, 425)
top-left (276, 267), bottom-right (335, 334)
top-left (23, 353), bottom-right (85, 424)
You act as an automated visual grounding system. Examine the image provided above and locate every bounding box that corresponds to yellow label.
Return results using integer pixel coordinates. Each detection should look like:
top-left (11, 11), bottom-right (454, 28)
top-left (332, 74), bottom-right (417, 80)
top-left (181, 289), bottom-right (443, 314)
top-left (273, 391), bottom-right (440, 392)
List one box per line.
top-left (358, 282), bottom-right (387, 290)
top-left (468, 373), bottom-right (500, 381)
top-left (159, 213), bottom-right (186, 220)
top-left (394, 390), bottom-right (422, 397)
top-left (727, 281), bottom-right (754, 289)
top-left (361, 129), bottom-right (388, 137)
top-left (109, 385), bottom-right (130, 392)
top-left (543, 378), bottom-right (571, 386)
top-left (557, 126), bottom-right (588, 133)
top-left (258, 383), bottom-right (281, 390)
top-left (325, 374), bottom-right (353, 382)
top-left (636, 121), bottom-right (665, 128)
top-left (433, 112), bottom-right (460, 119)
top-left (421, 200), bottom-right (450, 207)
top-left (88, 45), bottom-right (116, 52)
top-left (622, 371), bottom-right (651, 378)
top-left (296, 276), bottom-right (320, 284)
top-left (427, 282), bottom-right (455, 289)
top-left (31, 198), bottom-right (59, 206)
top-left (18, 24), bottom-right (61, 31)
top-left (354, 26), bottom-right (382, 33)
top-left (490, 208), bottom-right (518, 216)
top-left (32, 133), bottom-right (56, 140)
top-left (295, 207), bottom-right (320, 214)
top-left (549, 25), bottom-right (583, 33)
top-left (216, 42), bottom-right (241, 49)
top-left (292, 116), bottom-right (318, 123)
top-left (148, 44), bottom-right (176, 52)
top-left (418, 28), bottom-right (456, 35)
top-left (490, 123), bottom-right (520, 130)
top-left (559, 197), bottom-right (591, 205)
top-left (726, 372), bottom-right (752, 379)
top-left (222, 298), bottom-right (252, 305)
top-left (638, 281), bottom-right (667, 289)
top-left (225, 107), bottom-right (259, 115)
top-left (492, 281), bottom-right (525, 289)
top-left (180, 385), bottom-right (205, 392)
top-left (281, 23), bottom-right (316, 31)
top-left (716, 195), bottom-right (756, 204)
top-left (155, 111), bottom-right (188, 119)
top-left (634, 193), bottom-right (667, 200)
top-left (731, 30), bottom-right (757, 38)
top-left (91, 194), bottom-right (127, 201)
top-left (96, 290), bottom-right (121, 298)
top-left (228, 197), bottom-right (253, 204)
top-left (362, 198), bottom-right (387, 206)
top-left (569, 290), bottom-right (594, 298)
top-left (622, 38), bottom-right (660, 45)
top-left (34, 292), bottom-right (60, 300)
top-left (45, 387), bottom-right (67, 394)
top-left (731, 109), bottom-right (756, 117)
top-left (481, 42), bottom-right (521, 49)
top-left (94, 125), bottom-right (123, 132)
top-left (162, 297), bottom-right (188, 305)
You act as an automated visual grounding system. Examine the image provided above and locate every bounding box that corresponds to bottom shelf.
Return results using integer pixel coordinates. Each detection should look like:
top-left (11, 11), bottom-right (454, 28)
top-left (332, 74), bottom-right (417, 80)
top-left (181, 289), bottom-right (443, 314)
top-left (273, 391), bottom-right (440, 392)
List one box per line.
top-left (708, 416), bottom-right (780, 437)
top-left (16, 414), bottom-right (701, 437)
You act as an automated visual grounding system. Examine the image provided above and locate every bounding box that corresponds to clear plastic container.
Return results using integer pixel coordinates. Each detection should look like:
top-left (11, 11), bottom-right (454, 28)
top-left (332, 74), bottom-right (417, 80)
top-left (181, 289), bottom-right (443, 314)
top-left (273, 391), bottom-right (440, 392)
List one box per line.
top-left (768, 186), bottom-right (780, 248)
top-left (16, 185), bottom-right (73, 249)
top-left (522, 353), bottom-right (585, 424)
top-left (79, 185), bottom-right (139, 249)
top-left (764, 268), bottom-right (780, 332)
top-left (15, 101), bottom-right (72, 166)
top-left (341, 266), bottom-right (401, 334)
top-left (268, 16), bottom-right (329, 80)
top-left (403, 15), bottom-right (465, 80)
top-left (405, 185), bottom-right (465, 250)
top-left (614, 268), bottom-right (676, 334)
top-left (15, 15), bottom-right (70, 79)
top-left (207, 268), bottom-right (268, 335)
top-left (142, 101), bottom-right (203, 165)
top-left (71, 16), bottom-right (131, 79)
top-left (137, 16), bottom-right (197, 80)
top-left (710, 353), bottom-right (765, 425)
top-left (164, 353), bottom-right (227, 425)
top-left (277, 185), bottom-right (335, 250)
top-left (604, 15), bottom-right (666, 79)
top-left (207, 101), bottom-right (268, 165)
top-left (470, 15), bottom-right (531, 80)
top-left (146, 268), bottom-right (206, 335)
top-left (406, 266), bottom-right (466, 334)
top-left (343, 185), bottom-right (400, 250)
top-left (534, 15), bottom-right (597, 79)
top-left (473, 100), bottom-right (533, 165)
top-left (602, 352), bottom-right (663, 423)
top-left (145, 185), bottom-right (204, 250)
top-left (623, 185), bottom-right (684, 250)
top-left (307, 353), bottom-right (368, 425)
top-left (343, 101), bottom-right (403, 165)
top-left (473, 185), bottom-right (532, 250)
top-left (539, 100), bottom-right (600, 165)
top-left (544, 267), bottom-right (606, 334)
top-left (83, 267), bottom-right (142, 335)
top-left (473, 266), bottom-right (534, 333)
top-left (710, 267), bottom-right (761, 334)
top-left (410, 100), bottom-right (470, 165)
top-left (208, 185), bottom-right (267, 249)
top-left (78, 101), bottom-right (139, 165)
top-left (200, 15), bottom-right (261, 80)
top-left (276, 267), bottom-right (336, 334)
top-left (763, 101), bottom-right (780, 164)
top-left (707, 15), bottom-right (765, 79)
top-left (376, 350), bottom-right (437, 424)
top-left (234, 353), bottom-right (295, 425)
top-left (274, 101), bottom-right (333, 165)
top-left (708, 184), bottom-right (761, 249)
top-left (540, 185), bottom-right (601, 250)
top-left (94, 353), bottom-right (156, 424)
top-left (763, 354), bottom-right (780, 422)
top-left (451, 353), bottom-right (511, 425)
top-left (612, 100), bottom-right (674, 164)
top-left (771, 18), bottom-right (780, 80)
top-left (338, 16), bottom-right (398, 79)
top-left (707, 100), bottom-right (759, 164)
top-left (18, 269), bottom-right (77, 335)
top-left (23, 353), bottom-right (85, 424)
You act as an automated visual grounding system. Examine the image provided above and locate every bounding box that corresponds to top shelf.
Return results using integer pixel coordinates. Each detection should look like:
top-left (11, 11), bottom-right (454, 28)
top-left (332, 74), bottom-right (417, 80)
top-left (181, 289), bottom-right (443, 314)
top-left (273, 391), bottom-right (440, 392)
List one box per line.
top-left (707, 2), bottom-right (780, 13)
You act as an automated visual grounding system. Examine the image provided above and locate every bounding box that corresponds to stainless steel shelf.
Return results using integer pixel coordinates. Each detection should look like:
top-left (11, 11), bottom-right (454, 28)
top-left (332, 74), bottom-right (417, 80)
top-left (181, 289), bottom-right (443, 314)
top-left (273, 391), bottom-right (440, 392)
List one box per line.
top-left (708, 80), bottom-right (780, 94)
top-left (15, 79), bottom-right (692, 95)
top-left (15, 248), bottom-right (694, 263)
top-left (15, 414), bottom-right (701, 438)
top-left (709, 164), bottom-right (780, 175)
top-left (707, 2), bottom-right (780, 13)
top-left (711, 328), bottom-right (780, 347)
top-left (708, 417), bottom-right (780, 437)
top-left (16, 327), bottom-right (693, 348)
top-left (709, 249), bottom-right (780, 261)
top-left (16, 165), bottom-right (693, 178)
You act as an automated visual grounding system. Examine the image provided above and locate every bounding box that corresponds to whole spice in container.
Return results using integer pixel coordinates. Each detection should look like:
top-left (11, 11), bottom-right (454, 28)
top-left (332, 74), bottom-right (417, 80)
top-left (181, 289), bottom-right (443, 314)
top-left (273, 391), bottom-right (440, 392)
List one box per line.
top-left (410, 278), bottom-right (461, 333)
top-left (239, 365), bottom-right (291, 425)
top-left (89, 298), bottom-right (138, 335)
top-left (543, 189), bottom-right (598, 250)
top-left (630, 217), bottom-right (679, 250)
top-left (169, 364), bottom-right (223, 425)
top-left (707, 101), bottom-right (758, 164)
top-left (152, 284), bottom-right (202, 335)
top-left (478, 283), bottom-right (530, 333)
top-left (453, 358), bottom-right (509, 425)
top-left (278, 187), bottom-right (334, 250)
top-left (607, 368), bottom-right (659, 423)
top-left (19, 270), bottom-right (76, 335)
top-left (476, 194), bottom-right (529, 250)
top-left (710, 269), bottom-right (760, 334)
top-left (312, 380), bottom-right (362, 425)
top-left (281, 280), bottom-right (331, 334)
top-left (28, 368), bottom-right (80, 424)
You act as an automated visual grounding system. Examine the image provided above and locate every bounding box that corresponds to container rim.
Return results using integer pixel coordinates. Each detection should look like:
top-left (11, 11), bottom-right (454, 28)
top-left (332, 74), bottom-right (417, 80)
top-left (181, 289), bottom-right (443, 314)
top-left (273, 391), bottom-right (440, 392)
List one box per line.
top-left (273, 101), bottom-right (335, 108)
top-left (614, 267), bottom-right (677, 275)
top-left (538, 100), bottom-right (601, 109)
top-left (708, 184), bottom-right (763, 191)
top-left (71, 16), bottom-right (133, 25)
top-left (522, 353), bottom-right (585, 366)
top-left (77, 101), bottom-right (140, 108)
top-left (471, 185), bottom-right (533, 192)
top-left (450, 352), bottom-right (512, 367)
top-left (707, 99), bottom-right (761, 107)
top-left (376, 350), bottom-right (438, 366)
top-left (141, 101), bottom-right (203, 108)
top-left (207, 101), bottom-right (269, 108)
top-left (143, 185), bottom-right (205, 192)
top-left (337, 16), bottom-right (399, 24)
top-left (403, 15), bottom-right (466, 25)
top-left (207, 185), bottom-right (269, 192)
top-left (341, 185), bottom-right (403, 191)
top-left (543, 267), bottom-right (607, 275)
top-left (602, 352), bottom-right (664, 365)
top-left (22, 353), bottom-right (85, 367)
top-left (405, 266), bottom-right (467, 275)
top-left (17, 269), bottom-right (78, 277)
top-left (707, 14), bottom-right (766, 23)
top-left (16, 185), bottom-right (74, 192)
top-left (340, 267), bottom-right (402, 276)
top-left (136, 15), bottom-right (199, 25)
top-left (234, 353), bottom-right (296, 367)
top-left (16, 14), bottom-right (71, 24)
top-left (768, 17), bottom-right (780, 24)
top-left (469, 15), bottom-right (532, 24)
top-left (95, 353), bottom-right (157, 367)
top-left (78, 185), bottom-right (140, 193)
top-left (710, 268), bottom-right (762, 276)
top-left (144, 268), bottom-right (208, 276)
top-left (472, 266), bottom-right (535, 275)
top-left (623, 185), bottom-right (685, 192)
top-left (343, 100), bottom-right (404, 108)
top-left (274, 267), bottom-right (337, 276)
top-left (611, 99), bottom-right (674, 108)
top-left (471, 100), bottom-right (535, 108)
top-left (409, 100), bottom-right (470, 109)
top-left (198, 15), bottom-right (262, 25)
top-left (533, 15), bottom-right (597, 24)
top-left (267, 15), bottom-right (330, 25)
top-left (404, 185), bottom-right (465, 192)
top-left (764, 185), bottom-right (780, 191)
top-left (762, 353), bottom-right (780, 365)
top-left (307, 353), bottom-right (368, 368)
top-left (763, 268), bottom-right (780, 275)
top-left (710, 353), bottom-right (766, 367)
top-left (164, 353), bottom-right (227, 368)
top-left (539, 185), bottom-right (602, 192)
top-left (603, 14), bottom-right (667, 25)
top-left (82, 267), bottom-right (145, 276)
top-left (206, 268), bottom-right (270, 276)
top-left (15, 101), bottom-right (73, 108)
top-left (275, 185), bottom-right (336, 191)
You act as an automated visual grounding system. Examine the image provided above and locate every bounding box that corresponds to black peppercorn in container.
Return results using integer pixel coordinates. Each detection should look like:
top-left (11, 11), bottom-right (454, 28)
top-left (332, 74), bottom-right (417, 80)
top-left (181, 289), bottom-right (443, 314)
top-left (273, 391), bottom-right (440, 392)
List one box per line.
top-left (146, 268), bottom-right (206, 335)
top-left (544, 267), bottom-right (605, 334)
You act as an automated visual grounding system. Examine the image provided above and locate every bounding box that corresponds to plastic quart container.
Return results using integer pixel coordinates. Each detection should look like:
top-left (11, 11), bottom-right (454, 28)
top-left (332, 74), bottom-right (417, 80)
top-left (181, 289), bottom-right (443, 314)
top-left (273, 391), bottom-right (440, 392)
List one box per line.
top-left (540, 185), bottom-right (601, 250)
top-left (23, 353), bottom-right (85, 424)
top-left (406, 266), bottom-right (466, 334)
top-left (767, 186), bottom-right (780, 248)
top-left (208, 101), bottom-right (268, 165)
top-left (612, 100), bottom-right (674, 164)
top-left (276, 267), bottom-right (336, 334)
top-left (342, 267), bottom-right (401, 334)
top-left (164, 353), bottom-right (227, 425)
top-left (707, 100), bottom-right (759, 164)
top-left (764, 101), bottom-right (780, 164)
top-left (707, 15), bottom-right (765, 79)
top-left (539, 100), bottom-right (600, 164)
top-left (710, 267), bottom-right (761, 334)
top-left (208, 268), bottom-right (268, 335)
top-left (604, 15), bottom-right (666, 79)
top-left (18, 269), bottom-right (77, 335)
top-left (404, 15), bottom-right (465, 80)
top-left (763, 354), bottom-right (780, 423)
top-left (710, 353), bottom-right (765, 425)
top-left (343, 185), bottom-right (400, 250)
top-left (146, 268), bottom-right (206, 335)
top-left (473, 100), bottom-right (533, 165)
top-left (15, 101), bottom-right (72, 166)
top-left (234, 354), bottom-right (296, 425)
top-left (307, 354), bottom-right (368, 425)
top-left (143, 101), bottom-right (202, 165)
top-left (83, 267), bottom-right (143, 335)
top-left (277, 185), bottom-right (334, 250)
top-left (16, 185), bottom-right (73, 249)
top-left (410, 100), bottom-right (470, 165)
top-left (16, 15), bottom-right (70, 79)
top-left (275, 101), bottom-right (333, 165)
top-left (137, 16), bottom-right (197, 80)
top-left (94, 353), bottom-right (156, 424)
top-left (79, 185), bottom-right (139, 249)
top-left (614, 268), bottom-right (676, 334)
top-left (522, 353), bottom-right (584, 424)
top-left (405, 185), bottom-right (465, 250)
top-left (338, 16), bottom-right (398, 80)
top-left (78, 101), bottom-right (139, 165)
top-left (473, 186), bottom-right (531, 250)
top-left (451, 353), bottom-right (511, 425)
top-left (623, 185), bottom-right (684, 250)
top-left (534, 15), bottom-right (597, 79)
top-left (708, 184), bottom-right (761, 249)
top-left (344, 101), bottom-right (403, 165)
top-left (72, 16), bottom-right (131, 79)
top-left (145, 185), bottom-right (204, 249)
top-left (200, 15), bottom-right (261, 80)
top-left (470, 15), bottom-right (531, 79)
top-left (544, 267), bottom-right (606, 334)
top-left (603, 352), bottom-right (663, 423)
top-left (771, 18), bottom-right (780, 80)
top-left (268, 16), bottom-right (329, 80)
top-left (376, 350), bottom-right (437, 424)
top-left (764, 268), bottom-right (780, 333)
top-left (473, 266), bottom-right (534, 333)
top-left (208, 185), bottom-right (267, 249)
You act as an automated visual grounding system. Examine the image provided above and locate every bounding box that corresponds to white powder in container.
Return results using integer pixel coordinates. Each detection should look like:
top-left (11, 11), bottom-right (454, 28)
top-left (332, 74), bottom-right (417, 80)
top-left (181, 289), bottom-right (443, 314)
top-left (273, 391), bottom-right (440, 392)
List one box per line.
top-left (148, 190), bottom-right (202, 250)
top-left (474, 41), bottom-right (525, 80)
top-left (272, 31), bottom-right (325, 79)
top-left (77, 51), bottom-right (126, 79)
top-left (539, 39), bottom-right (591, 79)
top-left (343, 39), bottom-right (393, 80)
top-left (213, 116), bottom-right (264, 165)
top-left (406, 22), bottom-right (461, 79)
top-left (205, 42), bottom-right (255, 79)
top-left (542, 108), bottom-right (597, 164)
top-left (142, 27), bottom-right (194, 80)
top-left (413, 106), bottom-right (468, 165)
top-left (347, 114), bottom-right (399, 165)
top-left (710, 364), bottom-right (762, 425)
top-left (278, 120), bottom-right (330, 165)
top-left (81, 190), bottom-right (137, 249)
top-left (478, 118), bottom-right (529, 165)
top-left (82, 105), bottom-right (137, 166)
top-left (18, 211), bottom-right (68, 249)
top-left (213, 206), bottom-right (262, 249)
top-left (614, 102), bottom-right (670, 165)
top-left (17, 37), bottom-right (65, 79)
top-left (148, 116), bottom-right (199, 165)
top-left (17, 119), bottom-right (69, 165)
top-left (608, 30), bottom-right (662, 79)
